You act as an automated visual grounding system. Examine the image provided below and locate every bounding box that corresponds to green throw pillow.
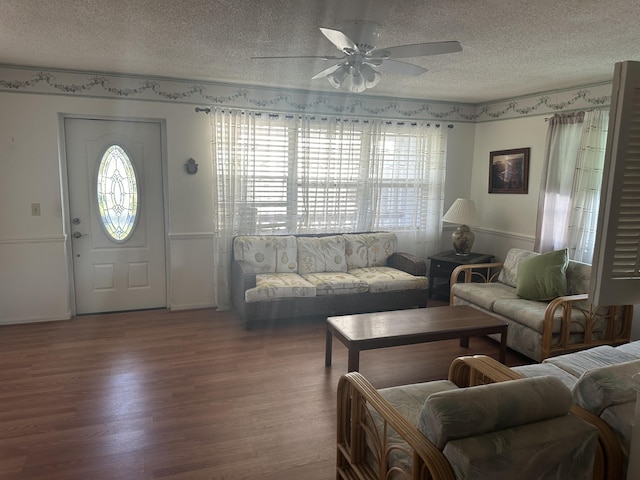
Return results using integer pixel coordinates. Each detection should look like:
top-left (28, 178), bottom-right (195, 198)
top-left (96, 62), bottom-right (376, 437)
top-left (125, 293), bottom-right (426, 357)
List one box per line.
top-left (516, 249), bottom-right (568, 301)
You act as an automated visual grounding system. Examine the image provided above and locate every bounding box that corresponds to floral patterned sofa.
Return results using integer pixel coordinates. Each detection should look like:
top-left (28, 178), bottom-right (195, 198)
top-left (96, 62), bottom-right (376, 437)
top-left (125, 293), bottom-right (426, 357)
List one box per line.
top-left (450, 247), bottom-right (633, 361)
top-left (336, 356), bottom-right (600, 480)
top-left (230, 232), bottom-right (428, 328)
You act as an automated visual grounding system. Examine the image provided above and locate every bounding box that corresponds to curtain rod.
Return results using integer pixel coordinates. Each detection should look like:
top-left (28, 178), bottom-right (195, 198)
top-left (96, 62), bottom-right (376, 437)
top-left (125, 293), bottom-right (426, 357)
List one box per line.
top-left (194, 106), bottom-right (453, 127)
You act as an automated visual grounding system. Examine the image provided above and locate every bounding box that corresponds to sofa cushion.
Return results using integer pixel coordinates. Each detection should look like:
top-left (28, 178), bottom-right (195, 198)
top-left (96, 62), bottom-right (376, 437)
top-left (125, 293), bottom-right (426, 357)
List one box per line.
top-left (297, 235), bottom-right (347, 275)
top-left (244, 273), bottom-right (315, 302)
top-left (615, 340), bottom-right (640, 358)
top-left (543, 345), bottom-right (638, 378)
top-left (451, 282), bottom-right (519, 311)
top-left (572, 359), bottom-right (640, 416)
top-left (566, 259), bottom-right (592, 295)
top-left (348, 266), bottom-right (428, 293)
top-left (512, 363), bottom-right (580, 389)
top-left (344, 233), bottom-right (397, 269)
top-left (492, 297), bottom-right (558, 333)
top-left (442, 415), bottom-right (597, 480)
top-left (497, 248), bottom-right (539, 288)
top-left (419, 375), bottom-right (572, 449)
top-left (378, 380), bottom-right (459, 427)
top-left (234, 235), bottom-right (298, 273)
top-left (601, 402), bottom-right (635, 459)
top-left (515, 248), bottom-right (568, 301)
top-left (301, 272), bottom-right (368, 295)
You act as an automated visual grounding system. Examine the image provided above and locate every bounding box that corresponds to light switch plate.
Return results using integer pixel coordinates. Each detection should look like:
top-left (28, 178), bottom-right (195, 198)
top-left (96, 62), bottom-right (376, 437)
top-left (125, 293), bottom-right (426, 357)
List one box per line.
top-left (31, 203), bottom-right (41, 216)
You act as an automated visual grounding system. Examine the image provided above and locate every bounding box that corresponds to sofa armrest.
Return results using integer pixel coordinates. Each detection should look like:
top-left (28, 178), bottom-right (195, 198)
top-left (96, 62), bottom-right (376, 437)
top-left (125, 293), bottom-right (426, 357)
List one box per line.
top-left (387, 252), bottom-right (427, 276)
top-left (337, 372), bottom-right (455, 480)
top-left (541, 295), bottom-right (633, 360)
top-left (230, 260), bottom-right (257, 313)
top-left (449, 262), bottom-right (503, 304)
top-left (448, 354), bottom-right (524, 386)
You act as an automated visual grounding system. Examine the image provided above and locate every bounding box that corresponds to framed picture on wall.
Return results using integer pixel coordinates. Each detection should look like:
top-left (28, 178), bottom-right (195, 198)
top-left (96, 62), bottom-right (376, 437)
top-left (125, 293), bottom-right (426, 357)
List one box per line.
top-left (488, 147), bottom-right (530, 194)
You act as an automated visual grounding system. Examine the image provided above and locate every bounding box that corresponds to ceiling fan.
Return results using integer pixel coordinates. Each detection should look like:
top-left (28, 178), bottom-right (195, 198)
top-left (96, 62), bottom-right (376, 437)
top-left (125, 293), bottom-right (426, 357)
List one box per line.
top-left (252, 20), bottom-right (462, 93)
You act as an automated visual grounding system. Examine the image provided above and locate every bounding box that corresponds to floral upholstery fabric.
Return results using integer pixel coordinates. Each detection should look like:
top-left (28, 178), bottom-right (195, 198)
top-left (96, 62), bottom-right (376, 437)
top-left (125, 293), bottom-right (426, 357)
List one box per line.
top-left (343, 232), bottom-right (397, 269)
top-left (451, 282), bottom-right (518, 311)
top-left (297, 235), bottom-right (347, 274)
top-left (419, 376), bottom-right (572, 449)
top-left (442, 415), bottom-right (597, 480)
top-left (301, 272), bottom-right (368, 296)
top-left (348, 266), bottom-right (428, 293)
top-left (497, 248), bottom-right (539, 287)
top-left (419, 376), bottom-right (597, 480)
top-left (244, 273), bottom-right (315, 302)
top-left (233, 235), bottom-right (297, 273)
top-left (368, 380), bottom-right (459, 477)
top-left (601, 402), bottom-right (635, 459)
top-left (572, 359), bottom-right (640, 416)
top-left (543, 345), bottom-right (637, 378)
top-left (512, 363), bottom-right (579, 389)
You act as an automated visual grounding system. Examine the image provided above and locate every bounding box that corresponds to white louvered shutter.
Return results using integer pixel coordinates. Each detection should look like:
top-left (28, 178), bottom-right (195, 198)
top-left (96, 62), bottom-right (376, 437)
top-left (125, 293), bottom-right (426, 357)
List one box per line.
top-left (590, 60), bottom-right (640, 305)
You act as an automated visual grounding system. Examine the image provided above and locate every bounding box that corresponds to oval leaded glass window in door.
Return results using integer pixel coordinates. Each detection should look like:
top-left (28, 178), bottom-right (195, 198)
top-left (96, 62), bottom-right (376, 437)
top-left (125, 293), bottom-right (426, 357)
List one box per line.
top-left (96, 145), bottom-right (139, 242)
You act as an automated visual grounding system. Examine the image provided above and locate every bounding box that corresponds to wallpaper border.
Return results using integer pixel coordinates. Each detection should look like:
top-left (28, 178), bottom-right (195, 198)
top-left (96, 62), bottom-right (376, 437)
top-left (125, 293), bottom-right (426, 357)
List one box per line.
top-left (0, 65), bottom-right (612, 122)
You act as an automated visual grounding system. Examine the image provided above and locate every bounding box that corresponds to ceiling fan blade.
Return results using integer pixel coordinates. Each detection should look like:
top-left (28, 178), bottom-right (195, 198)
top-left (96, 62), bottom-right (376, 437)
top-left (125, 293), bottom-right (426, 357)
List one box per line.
top-left (376, 59), bottom-right (427, 76)
top-left (251, 54), bottom-right (345, 60)
top-left (370, 41), bottom-right (462, 59)
top-left (311, 63), bottom-right (343, 80)
top-left (319, 27), bottom-right (360, 53)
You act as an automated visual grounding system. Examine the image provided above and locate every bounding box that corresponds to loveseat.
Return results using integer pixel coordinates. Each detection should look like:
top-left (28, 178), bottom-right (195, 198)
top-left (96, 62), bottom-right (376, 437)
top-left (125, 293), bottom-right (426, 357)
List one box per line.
top-left (336, 356), bottom-right (600, 480)
top-left (511, 341), bottom-right (640, 478)
top-left (450, 248), bottom-right (633, 361)
top-left (231, 232), bottom-right (428, 328)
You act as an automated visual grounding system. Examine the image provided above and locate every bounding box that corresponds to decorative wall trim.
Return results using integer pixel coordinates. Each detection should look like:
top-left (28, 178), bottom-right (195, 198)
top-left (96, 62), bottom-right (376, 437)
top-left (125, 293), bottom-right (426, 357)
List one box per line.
top-left (169, 302), bottom-right (217, 311)
top-left (473, 83), bottom-right (613, 122)
top-left (0, 234), bottom-right (66, 244)
top-left (168, 232), bottom-right (214, 240)
top-left (473, 226), bottom-right (535, 243)
top-left (0, 64), bottom-right (613, 122)
top-left (0, 313), bottom-right (71, 325)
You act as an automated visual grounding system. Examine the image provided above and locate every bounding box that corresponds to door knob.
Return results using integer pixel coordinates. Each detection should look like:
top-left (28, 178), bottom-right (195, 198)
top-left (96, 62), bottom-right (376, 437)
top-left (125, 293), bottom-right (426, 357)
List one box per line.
top-left (72, 231), bottom-right (86, 239)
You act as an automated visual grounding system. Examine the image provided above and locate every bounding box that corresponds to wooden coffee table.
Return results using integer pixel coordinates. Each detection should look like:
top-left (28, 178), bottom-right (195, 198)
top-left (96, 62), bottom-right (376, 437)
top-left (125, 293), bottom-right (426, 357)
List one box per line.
top-left (325, 305), bottom-right (508, 372)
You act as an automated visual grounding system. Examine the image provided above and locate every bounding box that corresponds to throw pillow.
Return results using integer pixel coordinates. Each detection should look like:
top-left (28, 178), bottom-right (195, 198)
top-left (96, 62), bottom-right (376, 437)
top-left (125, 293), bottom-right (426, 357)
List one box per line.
top-left (516, 248), bottom-right (568, 301)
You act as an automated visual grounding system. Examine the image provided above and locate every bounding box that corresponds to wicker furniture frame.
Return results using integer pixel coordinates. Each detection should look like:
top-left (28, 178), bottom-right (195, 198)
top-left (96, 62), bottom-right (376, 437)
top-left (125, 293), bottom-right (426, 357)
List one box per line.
top-left (449, 261), bottom-right (633, 360)
top-left (336, 355), bottom-right (623, 480)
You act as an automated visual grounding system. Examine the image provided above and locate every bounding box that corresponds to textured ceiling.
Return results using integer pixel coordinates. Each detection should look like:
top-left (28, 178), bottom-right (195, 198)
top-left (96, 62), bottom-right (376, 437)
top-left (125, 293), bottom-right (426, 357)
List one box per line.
top-left (2, 0), bottom-right (640, 103)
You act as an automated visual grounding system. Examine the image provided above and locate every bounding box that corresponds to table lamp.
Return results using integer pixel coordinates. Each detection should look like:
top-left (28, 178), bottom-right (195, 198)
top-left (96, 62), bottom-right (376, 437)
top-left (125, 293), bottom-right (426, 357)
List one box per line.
top-left (442, 198), bottom-right (478, 255)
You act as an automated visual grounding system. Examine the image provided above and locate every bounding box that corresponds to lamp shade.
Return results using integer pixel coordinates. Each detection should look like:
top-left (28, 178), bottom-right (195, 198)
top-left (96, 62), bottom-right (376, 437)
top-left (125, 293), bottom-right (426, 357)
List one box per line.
top-left (442, 198), bottom-right (478, 226)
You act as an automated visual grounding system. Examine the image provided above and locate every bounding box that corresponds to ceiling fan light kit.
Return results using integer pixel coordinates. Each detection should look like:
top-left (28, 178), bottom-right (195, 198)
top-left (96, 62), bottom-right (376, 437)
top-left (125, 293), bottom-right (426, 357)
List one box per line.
top-left (253, 20), bottom-right (462, 94)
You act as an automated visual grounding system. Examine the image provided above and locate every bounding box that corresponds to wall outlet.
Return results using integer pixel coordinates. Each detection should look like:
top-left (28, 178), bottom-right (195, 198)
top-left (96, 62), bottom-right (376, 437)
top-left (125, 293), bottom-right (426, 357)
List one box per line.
top-left (31, 203), bottom-right (41, 216)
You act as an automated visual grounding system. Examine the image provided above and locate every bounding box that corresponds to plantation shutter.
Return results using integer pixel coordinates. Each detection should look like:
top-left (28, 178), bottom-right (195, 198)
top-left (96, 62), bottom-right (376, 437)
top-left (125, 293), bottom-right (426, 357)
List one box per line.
top-left (590, 60), bottom-right (640, 305)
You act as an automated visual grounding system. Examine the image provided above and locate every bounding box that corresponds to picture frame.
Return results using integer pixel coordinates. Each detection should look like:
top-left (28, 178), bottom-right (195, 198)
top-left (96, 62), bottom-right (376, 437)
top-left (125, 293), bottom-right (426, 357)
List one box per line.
top-left (488, 147), bottom-right (530, 194)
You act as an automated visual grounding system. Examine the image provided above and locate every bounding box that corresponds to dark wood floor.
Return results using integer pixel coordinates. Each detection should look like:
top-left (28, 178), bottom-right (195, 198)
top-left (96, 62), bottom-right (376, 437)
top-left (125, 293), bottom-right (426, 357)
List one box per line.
top-left (0, 304), bottom-right (531, 480)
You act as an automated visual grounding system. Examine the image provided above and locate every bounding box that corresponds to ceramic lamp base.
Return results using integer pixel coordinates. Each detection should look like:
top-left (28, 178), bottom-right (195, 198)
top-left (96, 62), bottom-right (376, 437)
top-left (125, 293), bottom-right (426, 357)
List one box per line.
top-left (452, 225), bottom-right (475, 255)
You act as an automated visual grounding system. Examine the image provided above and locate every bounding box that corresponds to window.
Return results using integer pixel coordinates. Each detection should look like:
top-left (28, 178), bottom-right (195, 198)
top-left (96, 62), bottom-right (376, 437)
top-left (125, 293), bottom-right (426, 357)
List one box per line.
top-left (214, 112), bottom-right (446, 236)
top-left (96, 144), bottom-right (139, 242)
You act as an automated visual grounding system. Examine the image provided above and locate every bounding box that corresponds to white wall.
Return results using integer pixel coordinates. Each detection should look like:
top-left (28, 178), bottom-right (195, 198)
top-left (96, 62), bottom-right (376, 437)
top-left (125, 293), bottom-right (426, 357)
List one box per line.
top-left (0, 92), bottom-right (215, 323)
top-left (469, 115), bottom-right (549, 261)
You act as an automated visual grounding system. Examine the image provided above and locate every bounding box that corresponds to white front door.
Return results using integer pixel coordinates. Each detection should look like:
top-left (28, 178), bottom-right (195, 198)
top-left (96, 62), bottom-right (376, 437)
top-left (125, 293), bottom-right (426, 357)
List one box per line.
top-left (65, 118), bottom-right (166, 314)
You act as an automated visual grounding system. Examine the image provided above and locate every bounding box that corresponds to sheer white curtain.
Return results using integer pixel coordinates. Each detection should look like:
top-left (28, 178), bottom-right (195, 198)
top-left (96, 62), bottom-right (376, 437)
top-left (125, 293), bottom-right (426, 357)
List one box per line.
top-left (535, 110), bottom-right (609, 263)
top-left (566, 109), bottom-right (609, 263)
top-left (535, 112), bottom-right (585, 253)
top-left (366, 120), bottom-right (447, 258)
top-left (210, 109), bottom-right (447, 309)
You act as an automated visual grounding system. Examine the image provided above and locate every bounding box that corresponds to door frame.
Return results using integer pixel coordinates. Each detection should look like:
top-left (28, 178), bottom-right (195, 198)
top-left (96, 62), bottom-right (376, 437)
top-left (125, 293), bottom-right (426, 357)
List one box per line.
top-left (58, 114), bottom-right (171, 316)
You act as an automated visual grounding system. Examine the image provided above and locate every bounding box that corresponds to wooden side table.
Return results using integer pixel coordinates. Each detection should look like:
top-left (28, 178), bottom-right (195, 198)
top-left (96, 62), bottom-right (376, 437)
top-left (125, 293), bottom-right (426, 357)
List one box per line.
top-left (428, 250), bottom-right (494, 299)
